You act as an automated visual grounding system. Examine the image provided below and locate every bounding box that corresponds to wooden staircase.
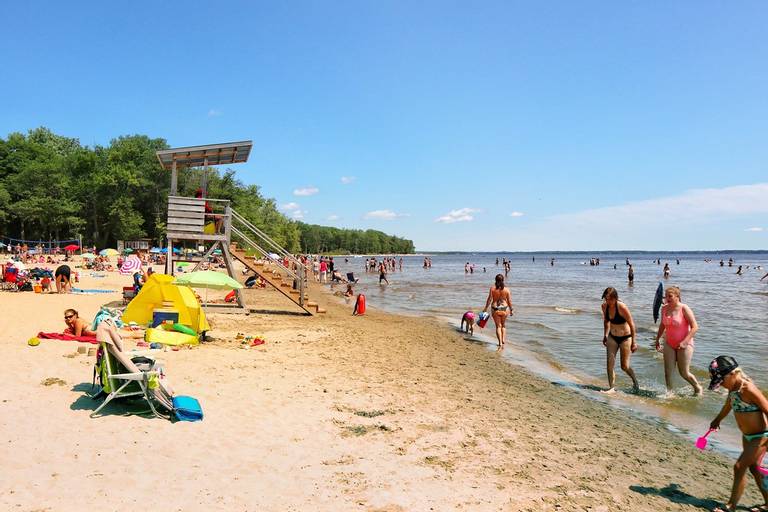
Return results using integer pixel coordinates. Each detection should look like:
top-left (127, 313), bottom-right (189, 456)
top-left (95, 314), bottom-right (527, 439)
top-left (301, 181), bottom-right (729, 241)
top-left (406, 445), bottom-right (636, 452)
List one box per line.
top-left (229, 245), bottom-right (326, 315)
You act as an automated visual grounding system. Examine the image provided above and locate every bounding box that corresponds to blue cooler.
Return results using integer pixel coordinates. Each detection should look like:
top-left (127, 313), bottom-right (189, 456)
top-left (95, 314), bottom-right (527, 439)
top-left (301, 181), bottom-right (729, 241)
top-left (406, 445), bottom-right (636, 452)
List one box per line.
top-left (152, 308), bottom-right (179, 327)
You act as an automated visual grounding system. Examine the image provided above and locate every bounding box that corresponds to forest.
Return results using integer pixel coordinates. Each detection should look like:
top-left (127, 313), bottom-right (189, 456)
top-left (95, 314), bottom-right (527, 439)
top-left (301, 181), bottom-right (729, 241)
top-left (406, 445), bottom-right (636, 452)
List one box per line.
top-left (0, 127), bottom-right (414, 255)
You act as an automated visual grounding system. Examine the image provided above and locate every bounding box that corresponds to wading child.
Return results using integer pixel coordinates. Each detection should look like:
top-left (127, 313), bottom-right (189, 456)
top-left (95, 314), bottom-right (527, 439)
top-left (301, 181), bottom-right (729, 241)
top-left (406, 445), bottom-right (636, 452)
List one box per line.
top-left (708, 356), bottom-right (768, 512)
top-left (460, 311), bottom-right (475, 335)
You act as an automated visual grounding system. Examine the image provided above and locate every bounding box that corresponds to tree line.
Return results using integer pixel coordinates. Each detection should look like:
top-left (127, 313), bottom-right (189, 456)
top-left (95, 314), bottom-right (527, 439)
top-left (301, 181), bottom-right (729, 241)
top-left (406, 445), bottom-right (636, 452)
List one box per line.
top-left (297, 223), bottom-right (415, 254)
top-left (0, 127), bottom-right (414, 255)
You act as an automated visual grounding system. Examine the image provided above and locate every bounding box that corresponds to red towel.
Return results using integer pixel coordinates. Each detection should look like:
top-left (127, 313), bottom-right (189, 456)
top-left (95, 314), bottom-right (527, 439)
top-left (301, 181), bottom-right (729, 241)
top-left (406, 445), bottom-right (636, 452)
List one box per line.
top-left (37, 332), bottom-right (99, 344)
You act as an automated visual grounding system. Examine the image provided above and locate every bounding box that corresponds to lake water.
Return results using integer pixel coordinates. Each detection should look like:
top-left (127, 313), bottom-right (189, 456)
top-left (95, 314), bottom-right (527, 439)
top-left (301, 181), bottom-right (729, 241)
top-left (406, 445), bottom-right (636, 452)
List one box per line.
top-left (333, 251), bottom-right (768, 457)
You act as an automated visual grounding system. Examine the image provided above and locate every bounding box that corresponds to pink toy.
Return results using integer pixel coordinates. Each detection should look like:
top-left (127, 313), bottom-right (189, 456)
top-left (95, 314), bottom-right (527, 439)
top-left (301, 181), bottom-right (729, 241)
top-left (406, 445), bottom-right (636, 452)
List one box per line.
top-left (695, 428), bottom-right (716, 450)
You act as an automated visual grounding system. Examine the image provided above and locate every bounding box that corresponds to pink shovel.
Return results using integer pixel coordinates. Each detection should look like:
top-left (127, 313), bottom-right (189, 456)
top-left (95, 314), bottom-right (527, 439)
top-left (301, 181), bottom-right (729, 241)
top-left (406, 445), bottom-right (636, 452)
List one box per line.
top-left (695, 429), bottom-right (716, 450)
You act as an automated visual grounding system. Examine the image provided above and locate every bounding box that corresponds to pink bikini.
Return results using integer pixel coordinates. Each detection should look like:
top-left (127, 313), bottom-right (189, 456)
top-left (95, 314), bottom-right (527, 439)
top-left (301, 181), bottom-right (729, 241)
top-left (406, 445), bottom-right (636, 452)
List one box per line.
top-left (662, 305), bottom-right (692, 350)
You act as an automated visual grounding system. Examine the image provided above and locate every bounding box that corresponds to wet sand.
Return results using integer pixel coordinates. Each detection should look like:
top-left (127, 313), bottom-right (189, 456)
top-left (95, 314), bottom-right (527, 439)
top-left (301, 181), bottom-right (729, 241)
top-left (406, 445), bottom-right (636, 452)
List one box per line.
top-left (0, 266), bottom-right (760, 511)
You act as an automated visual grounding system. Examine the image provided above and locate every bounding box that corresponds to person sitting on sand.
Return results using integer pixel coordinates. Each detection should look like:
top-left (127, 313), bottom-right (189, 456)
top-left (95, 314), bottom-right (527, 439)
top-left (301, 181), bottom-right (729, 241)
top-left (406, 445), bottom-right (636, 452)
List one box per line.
top-left (344, 284), bottom-right (354, 297)
top-left (655, 286), bottom-right (702, 396)
top-left (54, 264), bottom-right (71, 293)
top-left (707, 356), bottom-right (768, 512)
top-left (63, 309), bottom-right (96, 337)
top-left (483, 274), bottom-right (513, 347)
top-left (40, 275), bottom-right (51, 293)
top-left (460, 311), bottom-right (475, 335)
top-left (600, 287), bottom-right (639, 393)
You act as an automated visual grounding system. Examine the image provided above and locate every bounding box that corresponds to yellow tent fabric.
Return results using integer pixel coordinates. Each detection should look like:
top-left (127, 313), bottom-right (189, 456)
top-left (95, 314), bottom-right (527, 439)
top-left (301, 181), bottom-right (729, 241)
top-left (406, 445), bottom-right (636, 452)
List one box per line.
top-left (122, 274), bottom-right (210, 332)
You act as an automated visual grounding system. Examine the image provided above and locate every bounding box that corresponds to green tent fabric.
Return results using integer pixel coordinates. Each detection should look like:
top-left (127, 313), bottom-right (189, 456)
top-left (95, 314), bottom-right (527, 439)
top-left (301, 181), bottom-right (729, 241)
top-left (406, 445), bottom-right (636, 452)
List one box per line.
top-left (173, 271), bottom-right (243, 290)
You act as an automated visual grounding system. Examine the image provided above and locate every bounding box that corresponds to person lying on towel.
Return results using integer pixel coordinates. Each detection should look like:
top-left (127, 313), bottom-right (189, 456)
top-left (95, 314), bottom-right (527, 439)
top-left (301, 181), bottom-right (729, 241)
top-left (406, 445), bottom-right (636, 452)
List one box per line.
top-left (63, 309), bottom-right (96, 336)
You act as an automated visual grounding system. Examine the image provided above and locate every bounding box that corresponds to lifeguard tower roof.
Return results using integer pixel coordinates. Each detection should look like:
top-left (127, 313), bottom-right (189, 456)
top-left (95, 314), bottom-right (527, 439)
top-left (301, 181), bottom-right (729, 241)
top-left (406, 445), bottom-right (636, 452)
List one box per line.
top-left (156, 140), bottom-right (253, 169)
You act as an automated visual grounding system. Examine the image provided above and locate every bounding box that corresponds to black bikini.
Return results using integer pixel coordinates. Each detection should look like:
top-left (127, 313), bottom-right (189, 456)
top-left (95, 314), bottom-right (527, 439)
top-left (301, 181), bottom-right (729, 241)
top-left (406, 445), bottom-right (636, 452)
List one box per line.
top-left (605, 304), bottom-right (631, 343)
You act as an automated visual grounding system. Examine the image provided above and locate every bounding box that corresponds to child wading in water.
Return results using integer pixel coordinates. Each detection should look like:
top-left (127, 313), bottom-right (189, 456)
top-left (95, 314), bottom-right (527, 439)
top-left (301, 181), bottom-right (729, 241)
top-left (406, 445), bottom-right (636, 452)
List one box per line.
top-left (708, 356), bottom-right (768, 512)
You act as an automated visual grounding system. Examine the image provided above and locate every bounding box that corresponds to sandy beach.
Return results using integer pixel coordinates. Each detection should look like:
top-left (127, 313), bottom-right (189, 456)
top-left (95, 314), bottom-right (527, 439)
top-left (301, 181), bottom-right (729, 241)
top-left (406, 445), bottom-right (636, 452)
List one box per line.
top-left (0, 266), bottom-right (760, 511)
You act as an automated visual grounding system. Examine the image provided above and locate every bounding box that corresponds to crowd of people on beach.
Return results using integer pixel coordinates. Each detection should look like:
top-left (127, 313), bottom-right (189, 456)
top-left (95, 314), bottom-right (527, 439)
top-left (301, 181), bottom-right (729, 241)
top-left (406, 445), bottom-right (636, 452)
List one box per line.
top-left (454, 256), bottom-right (768, 512)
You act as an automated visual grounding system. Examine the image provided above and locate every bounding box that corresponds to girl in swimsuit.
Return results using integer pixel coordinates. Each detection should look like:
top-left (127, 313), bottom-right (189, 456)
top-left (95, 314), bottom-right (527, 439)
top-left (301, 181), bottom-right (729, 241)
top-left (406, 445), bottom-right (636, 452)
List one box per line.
top-left (483, 274), bottom-right (513, 348)
top-left (600, 287), bottom-right (639, 393)
top-left (654, 286), bottom-right (702, 395)
top-left (708, 356), bottom-right (768, 512)
top-left (63, 309), bottom-right (96, 337)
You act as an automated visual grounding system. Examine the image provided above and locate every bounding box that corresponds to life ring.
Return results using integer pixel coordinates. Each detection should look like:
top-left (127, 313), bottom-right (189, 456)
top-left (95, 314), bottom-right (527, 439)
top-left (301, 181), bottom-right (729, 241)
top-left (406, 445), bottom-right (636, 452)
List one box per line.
top-left (353, 293), bottom-right (366, 315)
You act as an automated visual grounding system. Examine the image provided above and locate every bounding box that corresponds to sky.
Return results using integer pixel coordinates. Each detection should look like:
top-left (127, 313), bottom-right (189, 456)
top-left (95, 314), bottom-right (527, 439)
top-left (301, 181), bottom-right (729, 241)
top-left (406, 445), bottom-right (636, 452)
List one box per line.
top-left (2, 1), bottom-right (767, 251)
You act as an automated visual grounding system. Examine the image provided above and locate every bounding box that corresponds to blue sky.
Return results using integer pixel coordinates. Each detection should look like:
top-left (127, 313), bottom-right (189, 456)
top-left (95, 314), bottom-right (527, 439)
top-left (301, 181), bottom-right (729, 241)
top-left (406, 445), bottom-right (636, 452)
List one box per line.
top-left (2, 1), bottom-right (767, 251)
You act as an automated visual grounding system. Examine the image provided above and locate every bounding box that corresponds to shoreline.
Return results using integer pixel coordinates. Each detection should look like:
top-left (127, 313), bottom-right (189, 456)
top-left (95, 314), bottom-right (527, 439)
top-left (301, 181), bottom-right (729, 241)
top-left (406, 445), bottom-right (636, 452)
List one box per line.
top-left (0, 269), bottom-right (760, 510)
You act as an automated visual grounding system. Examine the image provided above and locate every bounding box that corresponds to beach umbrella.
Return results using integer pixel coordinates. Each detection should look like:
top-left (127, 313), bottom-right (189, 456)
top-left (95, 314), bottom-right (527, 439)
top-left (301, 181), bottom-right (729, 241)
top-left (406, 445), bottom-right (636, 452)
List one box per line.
top-left (173, 247), bottom-right (182, 254)
top-left (212, 249), bottom-right (222, 255)
top-left (64, 244), bottom-right (79, 252)
top-left (173, 270), bottom-right (243, 310)
top-left (267, 253), bottom-right (280, 260)
top-left (119, 254), bottom-right (142, 276)
top-left (150, 247), bottom-right (162, 253)
top-left (123, 248), bottom-right (134, 254)
top-left (82, 253), bottom-right (97, 259)
top-left (99, 248), bottom-right (118, 257)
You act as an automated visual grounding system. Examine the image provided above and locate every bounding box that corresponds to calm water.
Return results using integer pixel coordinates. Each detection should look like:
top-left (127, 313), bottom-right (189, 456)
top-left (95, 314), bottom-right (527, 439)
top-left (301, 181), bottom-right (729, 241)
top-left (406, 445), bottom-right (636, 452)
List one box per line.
top-left (334, 252), bottom-right (768, 456)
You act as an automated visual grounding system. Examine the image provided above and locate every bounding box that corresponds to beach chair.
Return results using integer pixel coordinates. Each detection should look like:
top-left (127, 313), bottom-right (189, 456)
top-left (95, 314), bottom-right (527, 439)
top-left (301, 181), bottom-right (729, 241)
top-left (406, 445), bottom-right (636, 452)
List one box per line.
top-left (2, 267), bottom-right (20, 291)
top-left (346, 272), bottom-right (359, 283)
top-left (90, 321), bottom-right (173, 419)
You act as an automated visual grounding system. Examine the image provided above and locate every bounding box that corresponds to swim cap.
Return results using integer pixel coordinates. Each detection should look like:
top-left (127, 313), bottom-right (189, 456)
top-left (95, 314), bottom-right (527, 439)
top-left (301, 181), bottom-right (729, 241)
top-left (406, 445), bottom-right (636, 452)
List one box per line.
top-left (708, 355), bottom-right (738, 390)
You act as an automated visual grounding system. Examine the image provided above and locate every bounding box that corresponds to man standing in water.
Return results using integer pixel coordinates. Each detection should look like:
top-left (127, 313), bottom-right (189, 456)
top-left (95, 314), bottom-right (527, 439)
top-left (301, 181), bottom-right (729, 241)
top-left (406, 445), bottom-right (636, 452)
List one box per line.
top-left (628, 264), bottom-right (634, 284)
top-left (378, 261), bottom-right (389, 285)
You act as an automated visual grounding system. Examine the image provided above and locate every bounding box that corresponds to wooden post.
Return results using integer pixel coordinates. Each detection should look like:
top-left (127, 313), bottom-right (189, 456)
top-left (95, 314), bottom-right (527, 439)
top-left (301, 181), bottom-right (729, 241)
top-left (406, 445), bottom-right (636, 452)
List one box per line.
top-left (170, 159), bottom-right (178, 195)
top-left (201, 157), bottom-right (208, 197)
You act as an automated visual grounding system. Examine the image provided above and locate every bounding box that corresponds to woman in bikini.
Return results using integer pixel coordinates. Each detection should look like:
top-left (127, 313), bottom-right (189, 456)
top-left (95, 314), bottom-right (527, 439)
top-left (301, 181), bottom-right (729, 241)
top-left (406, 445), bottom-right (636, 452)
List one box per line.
top-left (600, 287), bottom-right (639, 393)
top-left (63, 309), bottom-right (96, 337)
top-left (483, 274), bottom-right (513, 347)
top-left (708, 356), bottom-right (768, 512)
top-left (654, 286), bottom-right (702, 395)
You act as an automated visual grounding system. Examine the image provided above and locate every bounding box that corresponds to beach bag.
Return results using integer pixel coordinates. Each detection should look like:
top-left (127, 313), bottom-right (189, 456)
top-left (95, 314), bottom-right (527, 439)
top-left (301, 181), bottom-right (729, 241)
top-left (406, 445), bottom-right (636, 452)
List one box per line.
top-left (172, 395), bottom-right (203, 422)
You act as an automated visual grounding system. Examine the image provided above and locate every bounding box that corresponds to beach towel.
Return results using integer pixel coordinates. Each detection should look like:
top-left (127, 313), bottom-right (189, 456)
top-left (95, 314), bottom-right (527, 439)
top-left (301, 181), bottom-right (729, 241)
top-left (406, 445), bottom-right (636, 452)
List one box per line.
top-left (37, 332), bottom-right (99, 344)
top-left (72, 288), bottom-right (116, 294)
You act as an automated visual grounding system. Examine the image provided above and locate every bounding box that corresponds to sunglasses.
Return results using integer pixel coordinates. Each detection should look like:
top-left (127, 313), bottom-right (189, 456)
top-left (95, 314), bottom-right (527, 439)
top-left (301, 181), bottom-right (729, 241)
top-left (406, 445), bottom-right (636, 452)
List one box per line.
top-left (64, 315), bottom-right (75, 320)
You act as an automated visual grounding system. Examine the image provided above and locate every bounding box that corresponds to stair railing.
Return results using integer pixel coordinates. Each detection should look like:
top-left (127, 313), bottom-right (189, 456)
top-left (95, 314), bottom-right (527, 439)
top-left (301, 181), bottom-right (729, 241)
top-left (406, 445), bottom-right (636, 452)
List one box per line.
top-left (230, 209), bottom-right (307, 306)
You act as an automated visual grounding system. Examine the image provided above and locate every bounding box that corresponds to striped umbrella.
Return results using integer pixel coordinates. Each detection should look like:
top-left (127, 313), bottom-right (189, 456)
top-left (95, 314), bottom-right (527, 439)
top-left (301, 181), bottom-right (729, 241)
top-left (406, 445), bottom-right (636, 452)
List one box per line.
top-left (119, 254), bottom-right (143, 275)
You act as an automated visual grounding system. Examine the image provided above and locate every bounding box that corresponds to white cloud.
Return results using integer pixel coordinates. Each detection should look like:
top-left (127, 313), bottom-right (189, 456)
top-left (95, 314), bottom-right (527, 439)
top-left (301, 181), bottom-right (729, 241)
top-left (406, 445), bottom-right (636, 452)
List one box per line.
top-left (294, 187), bottom-right (319, 196)
top-left (435, 208), bottom-right (480, 224)
top-left (327, 214), bottom-right (340, 221)
top-left (340, 176), bottom-right (356, 185)
top-left (745, 227), bottom-right (764, 232)
top-left (280, 202), bottom-right (300, 211)
top-left (291, 210), bottom-right (305, 220)
top-left (207, 109), bottom-right (222, 117)
top-left (547, 183), bottom-right (768, 229)
top-left (364, 209), bottom-right (408, 220)
top-left (510, 211), bottom-right (525, 217)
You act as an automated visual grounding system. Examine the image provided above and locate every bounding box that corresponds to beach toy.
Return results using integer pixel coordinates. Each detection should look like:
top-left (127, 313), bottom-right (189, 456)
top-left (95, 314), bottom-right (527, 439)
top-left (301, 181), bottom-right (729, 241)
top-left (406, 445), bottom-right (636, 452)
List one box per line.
top-left (353, 293), bottom-right (366, 315)
top-left (477, 312), bottom-right (490, 329)
top-left (251, 338), bottom-right (265, 347)
top-left (149, 342), bottom-right (163, 350)
top-left (27, 337), bottom-right (40, 347)
top-left (695, 428), bottom-right (716, 450)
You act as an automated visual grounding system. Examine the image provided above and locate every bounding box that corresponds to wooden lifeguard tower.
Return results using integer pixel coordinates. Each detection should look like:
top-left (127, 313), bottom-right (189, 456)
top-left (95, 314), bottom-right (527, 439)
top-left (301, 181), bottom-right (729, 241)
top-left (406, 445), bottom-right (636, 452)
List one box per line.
top-left (157, 141), bottom-right (322, 315)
